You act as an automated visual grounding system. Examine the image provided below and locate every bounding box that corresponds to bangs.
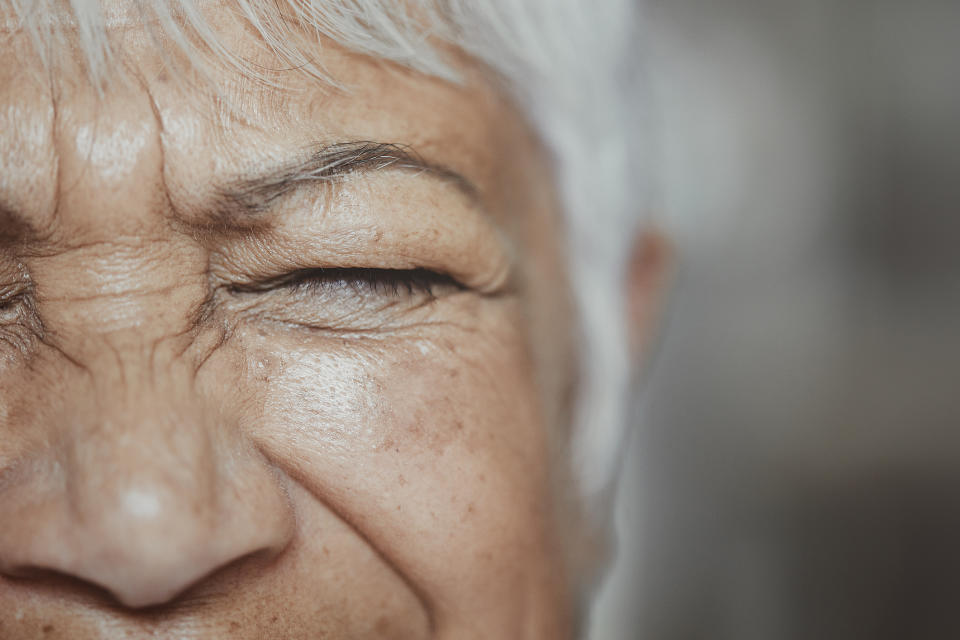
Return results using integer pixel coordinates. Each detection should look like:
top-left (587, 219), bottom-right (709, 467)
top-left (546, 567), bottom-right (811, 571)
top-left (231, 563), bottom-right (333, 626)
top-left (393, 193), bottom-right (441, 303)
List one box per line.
top-left (2, 0), bottom-right (595, 91)
top-left (4, 1), bottom-right (460, 88)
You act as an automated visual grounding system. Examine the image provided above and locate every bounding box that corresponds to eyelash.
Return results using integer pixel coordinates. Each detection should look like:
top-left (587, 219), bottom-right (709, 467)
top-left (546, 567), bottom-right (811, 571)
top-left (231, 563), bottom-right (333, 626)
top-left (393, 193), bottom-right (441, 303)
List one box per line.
top-left (232, 267), bottom-right (464, 298)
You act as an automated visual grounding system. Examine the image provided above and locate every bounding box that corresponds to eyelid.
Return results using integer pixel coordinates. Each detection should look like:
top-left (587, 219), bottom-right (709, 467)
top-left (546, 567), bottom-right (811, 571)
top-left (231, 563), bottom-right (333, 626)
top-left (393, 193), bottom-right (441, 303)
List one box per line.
top-left (228, 267), bottom-right (465, 296)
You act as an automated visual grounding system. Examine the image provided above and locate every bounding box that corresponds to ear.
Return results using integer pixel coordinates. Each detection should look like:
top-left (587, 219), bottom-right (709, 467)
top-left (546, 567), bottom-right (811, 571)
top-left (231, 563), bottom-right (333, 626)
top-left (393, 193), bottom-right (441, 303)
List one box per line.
top-left (626, 227), bottom-right (674, 361)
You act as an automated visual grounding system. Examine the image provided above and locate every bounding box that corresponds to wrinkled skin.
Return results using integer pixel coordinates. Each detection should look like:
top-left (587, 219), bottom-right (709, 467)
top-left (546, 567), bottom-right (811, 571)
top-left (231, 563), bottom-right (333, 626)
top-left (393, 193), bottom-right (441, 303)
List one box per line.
top-left (0, 8), bottom-right (583, 640)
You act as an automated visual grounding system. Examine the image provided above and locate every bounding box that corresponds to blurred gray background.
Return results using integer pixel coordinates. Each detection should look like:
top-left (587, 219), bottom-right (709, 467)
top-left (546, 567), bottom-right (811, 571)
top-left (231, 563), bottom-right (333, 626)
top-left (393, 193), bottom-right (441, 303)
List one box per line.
top-left (590, 0), bottom-right (960, 638)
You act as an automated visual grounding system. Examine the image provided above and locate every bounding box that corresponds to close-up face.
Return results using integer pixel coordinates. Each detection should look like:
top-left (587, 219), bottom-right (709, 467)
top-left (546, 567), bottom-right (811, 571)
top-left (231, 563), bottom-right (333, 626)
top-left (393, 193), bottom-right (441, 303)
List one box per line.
top-left (0, 4), bottom-right (586, 638)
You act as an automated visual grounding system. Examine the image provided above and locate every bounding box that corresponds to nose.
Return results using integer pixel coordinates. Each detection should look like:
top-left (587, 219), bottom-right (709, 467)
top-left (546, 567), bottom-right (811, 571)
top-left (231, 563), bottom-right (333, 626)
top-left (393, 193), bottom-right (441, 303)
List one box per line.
top-left (0, 363), bottom-right (295, 609)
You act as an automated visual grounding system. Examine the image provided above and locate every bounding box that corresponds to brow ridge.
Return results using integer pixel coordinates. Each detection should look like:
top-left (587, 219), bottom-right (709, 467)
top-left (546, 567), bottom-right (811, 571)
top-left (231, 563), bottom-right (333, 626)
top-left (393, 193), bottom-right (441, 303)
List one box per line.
top-left (206, 140), bottom-right (479, 230)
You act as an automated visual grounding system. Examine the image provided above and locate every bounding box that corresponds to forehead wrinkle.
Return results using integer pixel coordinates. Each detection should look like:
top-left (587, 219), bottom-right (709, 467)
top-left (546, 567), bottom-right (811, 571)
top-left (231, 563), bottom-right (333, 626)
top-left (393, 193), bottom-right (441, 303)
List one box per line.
top-left (132, 66), bottom-right (190, 248)
top-left (0, 60), bottom-right (60, 240)
top-left (17, 70), bottom-right (177, 255)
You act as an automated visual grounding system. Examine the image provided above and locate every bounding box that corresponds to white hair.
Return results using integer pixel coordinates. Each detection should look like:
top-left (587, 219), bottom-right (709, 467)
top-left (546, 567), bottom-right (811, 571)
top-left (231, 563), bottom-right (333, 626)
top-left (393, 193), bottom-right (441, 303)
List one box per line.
top-left (5, 0), bottom-right (647, 528)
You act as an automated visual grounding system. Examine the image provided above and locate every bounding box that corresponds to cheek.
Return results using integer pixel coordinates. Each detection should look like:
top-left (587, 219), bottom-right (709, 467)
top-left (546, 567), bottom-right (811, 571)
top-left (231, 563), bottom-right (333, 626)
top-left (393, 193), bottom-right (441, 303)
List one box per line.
top-left (221, 303), bottom-right (560, 622)
top-left (240, 303), bottom-right (543, 465)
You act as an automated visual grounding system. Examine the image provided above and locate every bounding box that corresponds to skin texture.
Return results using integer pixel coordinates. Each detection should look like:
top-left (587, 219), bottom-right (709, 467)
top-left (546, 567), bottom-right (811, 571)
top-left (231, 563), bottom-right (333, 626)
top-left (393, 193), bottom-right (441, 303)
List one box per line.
top-left (0, 7), bottom-right (588, 640)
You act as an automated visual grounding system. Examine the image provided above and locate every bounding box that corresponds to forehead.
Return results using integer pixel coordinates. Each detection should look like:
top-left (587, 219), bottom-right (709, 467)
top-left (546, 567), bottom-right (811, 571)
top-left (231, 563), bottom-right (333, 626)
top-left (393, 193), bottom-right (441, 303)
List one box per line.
top-left (0, 7), bottom-right (538, 235)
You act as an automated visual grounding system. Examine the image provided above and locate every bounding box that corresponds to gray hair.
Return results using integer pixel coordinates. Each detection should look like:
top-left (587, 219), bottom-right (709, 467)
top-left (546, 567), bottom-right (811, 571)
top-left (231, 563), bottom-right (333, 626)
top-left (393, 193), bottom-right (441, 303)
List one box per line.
top-left (5, 0), bottom-right (647, 525)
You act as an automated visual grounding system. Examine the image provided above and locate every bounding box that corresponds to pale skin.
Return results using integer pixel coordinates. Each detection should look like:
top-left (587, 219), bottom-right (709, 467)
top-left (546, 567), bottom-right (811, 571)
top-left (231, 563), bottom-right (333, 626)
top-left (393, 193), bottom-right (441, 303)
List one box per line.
top-left (0, 6), bottom-right (667, 639)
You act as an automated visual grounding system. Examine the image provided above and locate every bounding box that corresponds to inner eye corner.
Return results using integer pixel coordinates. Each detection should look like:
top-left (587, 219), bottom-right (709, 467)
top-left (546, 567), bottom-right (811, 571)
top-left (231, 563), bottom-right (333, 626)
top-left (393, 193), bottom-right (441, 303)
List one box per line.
top-left (0, 290), bottom-right (31, 326)
top-left (0, 283), bottom-right (29, 309)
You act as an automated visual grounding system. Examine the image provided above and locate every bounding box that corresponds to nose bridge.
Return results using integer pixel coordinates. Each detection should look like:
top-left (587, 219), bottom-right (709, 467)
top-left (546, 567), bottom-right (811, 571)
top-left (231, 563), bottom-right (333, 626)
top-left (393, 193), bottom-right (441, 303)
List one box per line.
top-left (84, 314), bottom-right (207, 404)
top-left (52, 373), bottom-right (210, 565)
top-left (66, 362), bottom-right (225, 557)
top-left (70, 358), bottom-right (218, 516)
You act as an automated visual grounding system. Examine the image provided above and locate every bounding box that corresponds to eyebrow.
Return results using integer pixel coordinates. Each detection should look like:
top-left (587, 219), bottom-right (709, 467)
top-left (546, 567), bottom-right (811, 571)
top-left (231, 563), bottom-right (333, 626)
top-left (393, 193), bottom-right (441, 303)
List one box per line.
top-left (201, 141), bottom-right (481, 231)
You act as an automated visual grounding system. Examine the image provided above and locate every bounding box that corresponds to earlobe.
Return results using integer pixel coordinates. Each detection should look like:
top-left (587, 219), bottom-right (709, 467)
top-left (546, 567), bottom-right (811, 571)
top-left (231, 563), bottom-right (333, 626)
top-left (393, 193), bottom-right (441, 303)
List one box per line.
top-left (625, 227), bottom-right (674, 360)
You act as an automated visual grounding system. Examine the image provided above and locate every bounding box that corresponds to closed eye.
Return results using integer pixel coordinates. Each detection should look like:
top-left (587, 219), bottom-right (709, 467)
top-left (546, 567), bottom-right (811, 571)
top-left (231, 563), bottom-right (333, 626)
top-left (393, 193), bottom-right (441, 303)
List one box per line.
top-left (230, 267), bottom-right (466, 299)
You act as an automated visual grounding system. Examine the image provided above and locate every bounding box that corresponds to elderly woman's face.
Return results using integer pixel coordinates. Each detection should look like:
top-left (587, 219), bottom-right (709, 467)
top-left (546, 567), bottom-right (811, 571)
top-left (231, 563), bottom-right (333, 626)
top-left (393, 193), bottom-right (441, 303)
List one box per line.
top-left (0, 12), bottom-right (580, 640)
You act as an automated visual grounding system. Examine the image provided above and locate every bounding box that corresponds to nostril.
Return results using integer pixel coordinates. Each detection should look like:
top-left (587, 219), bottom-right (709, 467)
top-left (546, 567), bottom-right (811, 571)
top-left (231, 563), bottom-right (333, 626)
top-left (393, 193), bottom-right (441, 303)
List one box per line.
top-left (107, 547), bottom-right (283, 610)
top-left (82, 544), bottom-right (287, 609)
